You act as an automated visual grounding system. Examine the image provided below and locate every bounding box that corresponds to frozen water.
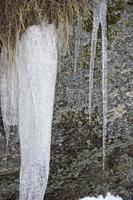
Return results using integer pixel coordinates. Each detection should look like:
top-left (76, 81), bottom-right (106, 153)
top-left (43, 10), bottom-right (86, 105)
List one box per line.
top-left (89, 1), bottom-right (100, 122)
top-left (89, 0), bottom-right (108, 171)
top-left (100, 0), bottom-right (108, 171)
top-left (17, 23), bottom-right (58, 199)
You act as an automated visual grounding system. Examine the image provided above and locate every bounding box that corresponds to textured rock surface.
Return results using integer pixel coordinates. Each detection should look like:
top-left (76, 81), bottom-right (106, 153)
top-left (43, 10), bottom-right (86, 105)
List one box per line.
top-left (0, 0), bottom-right (133, 199)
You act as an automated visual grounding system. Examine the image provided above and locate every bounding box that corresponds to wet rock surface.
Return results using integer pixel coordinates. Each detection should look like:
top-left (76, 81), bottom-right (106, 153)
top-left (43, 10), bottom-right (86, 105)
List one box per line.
top-left (0, 1), bottom-right (133, 199)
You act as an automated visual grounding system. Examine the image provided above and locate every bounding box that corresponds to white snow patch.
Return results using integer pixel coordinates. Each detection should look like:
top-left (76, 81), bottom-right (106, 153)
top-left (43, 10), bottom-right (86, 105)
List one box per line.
top-left (80, 193), bottom-right (123, 200)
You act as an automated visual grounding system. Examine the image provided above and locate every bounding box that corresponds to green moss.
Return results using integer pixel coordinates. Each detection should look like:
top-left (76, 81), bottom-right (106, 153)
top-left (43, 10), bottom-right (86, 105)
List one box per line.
top-left (83, 18), bottom-right (93, 33)
top-left (81, 45), bottom-right (90, 70)
top-left (107, 0), bottom-right (125, 25)
top-left (106, 0), bottom-right (125, 43)
top-left (106, 147), bottom-right (121, 172)
top-left (81, 61), bottom-right (88, 70)
top-left (82, 46), bottom-right (90, 59)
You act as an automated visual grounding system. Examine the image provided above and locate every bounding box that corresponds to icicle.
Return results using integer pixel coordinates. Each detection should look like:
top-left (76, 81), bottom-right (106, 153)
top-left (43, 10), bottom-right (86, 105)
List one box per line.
top-left (89, 2), bottom-right (100, 122)
top-left (100, 0), bottom-right (108, 171)
top-left (89, 0), bottom-right (108, 171)
top-left (16, 23), bottom-right (58, 200)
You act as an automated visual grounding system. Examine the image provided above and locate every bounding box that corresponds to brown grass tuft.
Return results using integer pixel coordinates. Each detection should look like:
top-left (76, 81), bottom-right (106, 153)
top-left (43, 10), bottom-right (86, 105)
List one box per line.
top-left (0, 0), bottom-right (92, 63)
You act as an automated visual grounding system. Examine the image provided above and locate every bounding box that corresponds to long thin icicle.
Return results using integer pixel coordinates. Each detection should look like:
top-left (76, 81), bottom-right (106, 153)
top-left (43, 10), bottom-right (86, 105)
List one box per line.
top-left (89, 2), bottom-right (100, 122)
top-left (100, 0), bottom-right (108, 171)
top-left (89, 0), bottom-right (108, 171)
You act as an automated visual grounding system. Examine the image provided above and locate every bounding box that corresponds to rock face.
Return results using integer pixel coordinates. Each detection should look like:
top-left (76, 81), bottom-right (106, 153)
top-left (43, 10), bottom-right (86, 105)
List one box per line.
top-left (0, 0), bottom-right (133, 200)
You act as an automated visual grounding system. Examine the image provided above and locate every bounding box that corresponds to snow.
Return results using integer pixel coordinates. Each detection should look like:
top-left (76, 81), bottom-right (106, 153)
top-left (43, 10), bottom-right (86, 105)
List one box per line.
top-left (80, 193), bottom-right (123, 200)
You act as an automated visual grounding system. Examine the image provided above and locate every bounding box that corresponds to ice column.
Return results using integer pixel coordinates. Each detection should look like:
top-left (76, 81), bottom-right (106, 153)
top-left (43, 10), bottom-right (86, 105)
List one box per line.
top-left (17, 23), bottom-right (57, 200)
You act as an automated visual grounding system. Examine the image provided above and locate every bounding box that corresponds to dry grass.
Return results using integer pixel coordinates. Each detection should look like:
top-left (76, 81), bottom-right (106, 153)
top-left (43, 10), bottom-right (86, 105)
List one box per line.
top-left (0, 0), bottom-right (92, 63)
